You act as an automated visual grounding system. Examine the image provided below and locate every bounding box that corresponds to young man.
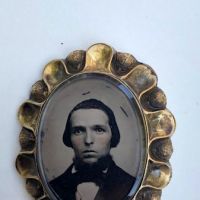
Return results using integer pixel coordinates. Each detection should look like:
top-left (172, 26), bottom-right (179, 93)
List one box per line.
top-left (50, 99), bottom-right (135, 200)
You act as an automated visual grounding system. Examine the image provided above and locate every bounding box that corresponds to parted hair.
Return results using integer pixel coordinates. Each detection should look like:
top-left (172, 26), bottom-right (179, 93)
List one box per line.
top-left (63, 99), bottom-right (120, 148)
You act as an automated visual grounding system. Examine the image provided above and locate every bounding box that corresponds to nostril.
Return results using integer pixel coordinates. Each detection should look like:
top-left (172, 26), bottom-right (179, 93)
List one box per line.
top-left (84, 134), bottom-right (94, 145)
top-left (85, 139), bottom-right (93, 145)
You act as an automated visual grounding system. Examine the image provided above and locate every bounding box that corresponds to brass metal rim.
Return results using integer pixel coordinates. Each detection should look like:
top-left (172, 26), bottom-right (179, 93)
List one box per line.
top-left (16, 43), bottom-right (176, 200)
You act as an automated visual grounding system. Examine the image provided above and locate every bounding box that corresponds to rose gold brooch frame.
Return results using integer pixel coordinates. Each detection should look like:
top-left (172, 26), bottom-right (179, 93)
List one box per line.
top-left (16, 43), bottom-right (175, 200)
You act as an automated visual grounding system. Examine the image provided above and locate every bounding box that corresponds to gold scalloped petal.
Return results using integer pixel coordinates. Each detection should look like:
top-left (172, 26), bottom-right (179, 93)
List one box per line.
top-left (26, 178), bottom-right (44, 199)
top-left (65, 50), bottom-right (86, 74)
top-left (144, 162), bottom-right (171, 189)
top-left (111, 52), bottom-right (138, 76)
top-left (16, 154), bottom-right (38, 178)
top-left (122, 64), bottom-right (157, 97)
top-left (150, 138), bottom-right (173, 162)
top-left (141, 87), bottom-right (167, 111)
top-left (146, 110), bottom-right (175, 140)
top-left (85, 43), bottom-right (114, 72)
top-left (18, 102), bottom-right (41, 131)
top-left (30, 80), bottom-right (49, 103)
top-left (19, 128), bottom-right (35, 152)
top-left (135, 187), bottom-right (162, 200)
top-left (43, 60), bottom-right (69, 91)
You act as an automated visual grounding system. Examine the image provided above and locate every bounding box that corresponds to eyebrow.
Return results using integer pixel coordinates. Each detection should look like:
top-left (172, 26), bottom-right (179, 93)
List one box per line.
top-left (92, 125), bottom-right (107, 129)
top-left (71, 126), bottom-right (86, 131)
top-left (71, 124), bottom-right (108, 129)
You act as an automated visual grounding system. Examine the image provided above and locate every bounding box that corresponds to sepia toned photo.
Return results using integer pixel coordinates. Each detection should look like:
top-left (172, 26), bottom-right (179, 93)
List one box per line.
top-left (36, 73), bottom-right (147, 200)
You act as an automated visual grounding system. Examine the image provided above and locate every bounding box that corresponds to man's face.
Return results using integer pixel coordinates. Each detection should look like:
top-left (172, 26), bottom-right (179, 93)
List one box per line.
top-left (70, 108), bottom-right (112, 165)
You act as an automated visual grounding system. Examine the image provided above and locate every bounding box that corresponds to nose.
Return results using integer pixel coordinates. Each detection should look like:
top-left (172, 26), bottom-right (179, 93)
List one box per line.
top-left (84, 130), bottom-right (94, 145)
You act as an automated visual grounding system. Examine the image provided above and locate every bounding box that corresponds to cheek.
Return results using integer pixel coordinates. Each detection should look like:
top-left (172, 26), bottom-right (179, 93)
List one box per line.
top-left (97, 135), bottom-right (112, 148)
top-left (71, 136), bottom-right (83, 149)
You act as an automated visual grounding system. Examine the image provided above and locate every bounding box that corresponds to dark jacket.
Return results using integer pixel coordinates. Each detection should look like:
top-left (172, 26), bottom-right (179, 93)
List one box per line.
top-left (49, 161), bottom-right (135, 200)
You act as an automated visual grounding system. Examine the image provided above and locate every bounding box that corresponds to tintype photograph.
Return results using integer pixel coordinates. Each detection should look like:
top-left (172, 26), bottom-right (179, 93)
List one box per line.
top-left (36, 73), bottom-right (147, 200)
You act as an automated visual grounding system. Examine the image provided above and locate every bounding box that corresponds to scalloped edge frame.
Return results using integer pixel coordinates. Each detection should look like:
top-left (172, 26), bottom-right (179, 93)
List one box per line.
top-left (16, 43), bottom-right (176, 200)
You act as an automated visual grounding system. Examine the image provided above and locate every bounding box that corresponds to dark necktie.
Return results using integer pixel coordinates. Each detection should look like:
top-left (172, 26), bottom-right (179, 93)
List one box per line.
top-left (70, 170), bottom-right (107, 188)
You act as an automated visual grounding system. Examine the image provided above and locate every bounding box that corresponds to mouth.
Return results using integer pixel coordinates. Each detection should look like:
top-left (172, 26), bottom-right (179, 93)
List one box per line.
top-left (83, 150), bottom-right (96, 153)
top-left (82, 150), bottom-right (97, 158)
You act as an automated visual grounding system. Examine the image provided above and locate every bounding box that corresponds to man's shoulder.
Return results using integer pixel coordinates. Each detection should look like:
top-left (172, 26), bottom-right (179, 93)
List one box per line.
top-left (99, 162), bottom-right (136, 199)
top-left (49, 164), bottom-right (73, 189)
top-left (49, 165), bottom-right (76, 199)
top-left (108, 161), bottom-right (136, 183)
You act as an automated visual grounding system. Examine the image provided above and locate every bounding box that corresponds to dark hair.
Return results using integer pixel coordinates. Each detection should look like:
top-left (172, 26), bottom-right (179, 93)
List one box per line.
top-left (63, 99), bottom-right (120, 148)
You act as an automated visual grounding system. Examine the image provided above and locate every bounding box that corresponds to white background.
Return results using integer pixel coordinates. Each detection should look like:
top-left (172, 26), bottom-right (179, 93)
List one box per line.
top-left (0, 0), bottom-right (199, 199)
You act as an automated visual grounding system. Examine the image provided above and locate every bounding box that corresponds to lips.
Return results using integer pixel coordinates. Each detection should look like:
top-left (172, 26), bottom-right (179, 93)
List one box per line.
top-left (83, 150), bottom-right (96, 153)
top-left (82, 150), bottom-right (97, 158)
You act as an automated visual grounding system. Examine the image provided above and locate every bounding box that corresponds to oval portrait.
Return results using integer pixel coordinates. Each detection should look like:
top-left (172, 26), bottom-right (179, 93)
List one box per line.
top-left (36, 72), bottom-right (147, 200)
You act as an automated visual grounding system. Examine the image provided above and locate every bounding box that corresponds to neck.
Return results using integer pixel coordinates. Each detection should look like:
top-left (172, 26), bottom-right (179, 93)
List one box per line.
top-left (73, 154), bottom-right (113, 172)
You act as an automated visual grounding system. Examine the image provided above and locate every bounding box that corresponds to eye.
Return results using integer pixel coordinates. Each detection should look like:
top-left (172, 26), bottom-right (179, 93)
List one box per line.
top-left (94, 126), bottom-right (106, 134)
top-left (71, 127), bottom-right (85, 135)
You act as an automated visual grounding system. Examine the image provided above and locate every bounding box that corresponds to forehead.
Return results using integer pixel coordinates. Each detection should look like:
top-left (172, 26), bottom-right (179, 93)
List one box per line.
top-left (70, 108), bottom-right (109, 126)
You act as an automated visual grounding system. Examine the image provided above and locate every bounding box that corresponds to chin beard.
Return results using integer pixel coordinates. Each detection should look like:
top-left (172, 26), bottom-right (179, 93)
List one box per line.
top-left (73, 154), bottom-right (113, 172)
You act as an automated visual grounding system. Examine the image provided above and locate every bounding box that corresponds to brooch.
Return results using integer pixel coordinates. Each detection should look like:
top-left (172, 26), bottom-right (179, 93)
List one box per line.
top-left (16, 43), bottom-right (175, 200)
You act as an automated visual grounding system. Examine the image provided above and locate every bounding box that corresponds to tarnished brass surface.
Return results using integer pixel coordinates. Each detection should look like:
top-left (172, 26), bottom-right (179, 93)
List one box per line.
top-left (65, 50), bottom-right (86, 74)
top-left (146, 110), bottom-right (175, 141)
top-left (85, 43), bottom-right (113, 72)
top-left (16, 154), bottom-right (38, 178)
top-left (144, 161), bottom-right (172, 189)
top-left (111, 52), bottom-right (138, 76)
top-left (26, 179), bottom-right (44, 198)
top-left (18, 102), bottom-right (41, 131)
top-left (136, 187), bottom-right (162, 200)
top-left (150, 138), bottom-right (173, 162)
top-left (30, 80), bottom-right (49, 103)
top-left (122, 64), bottom-right (157, 97)
top-left (16, 43), bottom-right (175, 200)
top-left (43, 60), bottom-right (69, 91)
top-left (19, 128), bottom-right (35, 152)
top-left (141, 87), bottom-right (167, 111)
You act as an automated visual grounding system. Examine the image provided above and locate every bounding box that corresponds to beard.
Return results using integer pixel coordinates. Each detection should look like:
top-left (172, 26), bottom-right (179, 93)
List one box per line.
top-left (73, 154), bottom-right (113, 172)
